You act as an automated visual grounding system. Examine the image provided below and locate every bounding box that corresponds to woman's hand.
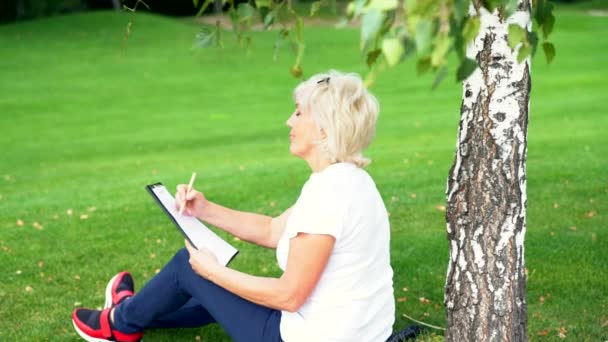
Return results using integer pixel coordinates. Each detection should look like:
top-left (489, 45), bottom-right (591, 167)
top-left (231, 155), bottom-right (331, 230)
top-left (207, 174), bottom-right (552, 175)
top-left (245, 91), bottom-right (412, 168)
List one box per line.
top-left (184, 240), bottom-right (220, 279)
top-left (175, 184), bottom-right (208, 218)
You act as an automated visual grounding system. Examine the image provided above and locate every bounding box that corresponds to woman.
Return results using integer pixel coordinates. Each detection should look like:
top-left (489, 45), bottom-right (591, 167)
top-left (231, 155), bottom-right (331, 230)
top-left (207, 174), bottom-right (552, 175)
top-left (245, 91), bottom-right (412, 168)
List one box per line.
top-left (72, 70), bottom-right (395, 341)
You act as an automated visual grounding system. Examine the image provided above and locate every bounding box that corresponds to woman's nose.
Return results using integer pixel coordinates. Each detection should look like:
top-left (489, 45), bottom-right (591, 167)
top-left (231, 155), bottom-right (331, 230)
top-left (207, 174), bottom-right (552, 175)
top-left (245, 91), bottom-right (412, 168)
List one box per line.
top-left (286, 114), bottom-right (294, 127)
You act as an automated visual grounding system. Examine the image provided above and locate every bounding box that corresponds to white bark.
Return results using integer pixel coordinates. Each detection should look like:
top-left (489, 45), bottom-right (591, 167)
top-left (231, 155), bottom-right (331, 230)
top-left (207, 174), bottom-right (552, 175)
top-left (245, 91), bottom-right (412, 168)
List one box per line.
top-left (445, 0), bottom-right (531, 340)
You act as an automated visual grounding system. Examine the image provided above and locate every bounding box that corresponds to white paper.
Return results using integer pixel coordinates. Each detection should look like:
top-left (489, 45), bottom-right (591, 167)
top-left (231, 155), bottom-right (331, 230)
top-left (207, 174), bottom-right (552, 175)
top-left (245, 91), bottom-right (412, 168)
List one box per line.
top-left (149, 184), bottom-right (238, 266)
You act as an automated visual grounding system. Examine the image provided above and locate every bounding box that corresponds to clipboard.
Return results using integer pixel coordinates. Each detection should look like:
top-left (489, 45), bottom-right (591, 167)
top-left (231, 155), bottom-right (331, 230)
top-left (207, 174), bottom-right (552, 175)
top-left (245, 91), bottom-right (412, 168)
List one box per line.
top-left (146, 182), bottom-right (238, 266)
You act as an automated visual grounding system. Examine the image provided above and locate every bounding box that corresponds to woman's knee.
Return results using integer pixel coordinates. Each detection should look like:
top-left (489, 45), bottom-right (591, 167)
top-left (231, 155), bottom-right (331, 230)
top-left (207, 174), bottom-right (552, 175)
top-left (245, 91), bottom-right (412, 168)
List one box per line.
top-left (169, 248), bottom-right (190, 268)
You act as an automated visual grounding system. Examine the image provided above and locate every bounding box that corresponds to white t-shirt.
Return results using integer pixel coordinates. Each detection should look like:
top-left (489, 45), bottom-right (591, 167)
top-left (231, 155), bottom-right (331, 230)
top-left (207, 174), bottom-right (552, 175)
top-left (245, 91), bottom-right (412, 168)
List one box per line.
top-left (276, 162), bottom-right (395, 342)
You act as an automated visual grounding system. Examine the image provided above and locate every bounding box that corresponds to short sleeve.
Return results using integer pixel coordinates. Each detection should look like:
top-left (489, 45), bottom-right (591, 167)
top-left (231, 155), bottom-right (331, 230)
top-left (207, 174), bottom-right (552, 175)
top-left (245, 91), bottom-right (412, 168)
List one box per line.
top-left (285, 175), bottom-right (349, 240)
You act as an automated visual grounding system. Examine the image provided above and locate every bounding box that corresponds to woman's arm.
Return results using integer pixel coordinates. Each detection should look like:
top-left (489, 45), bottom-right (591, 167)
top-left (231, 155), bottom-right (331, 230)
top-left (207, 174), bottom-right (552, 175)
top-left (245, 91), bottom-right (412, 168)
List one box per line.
top-left (199, 202), bottom-right (292, 248)
top-left (176, 184), bottom-right (292, 248)
top-left (185, 232), bottom-right (335, 312)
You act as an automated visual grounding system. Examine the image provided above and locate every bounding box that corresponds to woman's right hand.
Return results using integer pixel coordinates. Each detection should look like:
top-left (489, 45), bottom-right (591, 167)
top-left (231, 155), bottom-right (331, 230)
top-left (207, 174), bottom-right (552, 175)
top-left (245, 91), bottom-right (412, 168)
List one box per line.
top-left (175, 184), bottom-right (208, 218)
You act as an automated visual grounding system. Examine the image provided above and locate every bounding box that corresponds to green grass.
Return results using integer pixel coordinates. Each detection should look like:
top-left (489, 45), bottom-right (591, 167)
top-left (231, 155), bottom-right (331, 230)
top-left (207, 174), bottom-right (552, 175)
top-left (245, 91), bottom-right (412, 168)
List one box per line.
top-left (0, 5), bottom-right (607, 341)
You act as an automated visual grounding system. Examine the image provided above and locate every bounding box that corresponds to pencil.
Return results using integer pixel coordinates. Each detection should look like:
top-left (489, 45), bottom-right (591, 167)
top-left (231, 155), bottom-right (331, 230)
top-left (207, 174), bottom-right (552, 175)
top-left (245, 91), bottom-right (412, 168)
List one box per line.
top-left (179, 172), bottom-right (197, 215)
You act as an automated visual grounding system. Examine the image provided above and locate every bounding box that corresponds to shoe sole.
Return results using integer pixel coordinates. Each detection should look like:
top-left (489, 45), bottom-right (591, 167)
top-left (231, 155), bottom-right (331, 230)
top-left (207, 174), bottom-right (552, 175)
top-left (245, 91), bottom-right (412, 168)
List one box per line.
top-left (72, 315), bottom-right (144, 342)
top-left (104, 273), bottom-right (120, 309)
top-left (72, 319), bottom-right (111, 342)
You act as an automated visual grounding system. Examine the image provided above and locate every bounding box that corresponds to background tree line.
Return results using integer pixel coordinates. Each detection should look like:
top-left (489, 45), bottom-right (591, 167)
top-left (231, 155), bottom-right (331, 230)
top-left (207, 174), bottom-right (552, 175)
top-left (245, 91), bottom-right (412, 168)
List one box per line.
top-left (0, 0), bottom-right (583, 24)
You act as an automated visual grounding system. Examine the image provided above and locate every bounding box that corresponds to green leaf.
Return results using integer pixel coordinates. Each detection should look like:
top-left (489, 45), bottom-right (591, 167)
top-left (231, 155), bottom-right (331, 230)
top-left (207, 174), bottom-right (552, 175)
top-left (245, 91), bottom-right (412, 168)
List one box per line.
top-left (382, 37), bottom-right (405, 67)
top-left (432, 66), bottom-right (448, 90)
top-left (237, 3), bottom-right (255, 22)
top-left (368, 0), bottom-right (399, 11)
top-left (310, 1), bottom-right (322, 16)
top-left (416, 57), bottom-right (431, 75)
top-left (361, 9), bottom-right (384, 50)
top-left (431, 35), bottom-right (451, 66)
top-left (528, 30), bottom-right (539, 56)
top-left (366, 48), bottom-right (382, 67)
top-left (508, 23), bottom-right (526, 49)
top-left (462, 16), bottom-right (480, 44)
top-left (193, 30), bottom-right (215, 49)
top-left (193, 0), bottom-right (199, 7)
top-left (256, 0), bottom-right (270, 8)
top-left (517, 43), bottom-right (531, 63)
top-left (543, 13), bottom-right (555, 39)
top-left (542, 41), bottom-right (555, 64)
top-left (263, 12), bottom-right (275, 29)
top-left (415, 19), bottom-right (433, 56)
top-left (453, 0), bottom-right (470, 22)
top-left (347, 0), bottom-right (367, 17)
top-left (503, 0), bottom-right (518, 19)
top-left (456, 58), bottom-right (477, 81)
top-left (482, 0), bottom-right (502, 11)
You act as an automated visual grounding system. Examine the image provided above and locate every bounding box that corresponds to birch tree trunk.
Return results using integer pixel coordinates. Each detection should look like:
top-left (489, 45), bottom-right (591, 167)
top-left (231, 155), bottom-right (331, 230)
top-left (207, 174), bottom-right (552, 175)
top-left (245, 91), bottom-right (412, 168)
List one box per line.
top-left (444, 0), bottom-right (532, 340)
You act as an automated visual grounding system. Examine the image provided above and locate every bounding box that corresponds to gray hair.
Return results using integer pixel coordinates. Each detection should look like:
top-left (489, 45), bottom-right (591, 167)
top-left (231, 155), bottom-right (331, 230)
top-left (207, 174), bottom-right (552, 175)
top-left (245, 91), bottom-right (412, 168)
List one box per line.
top-left (293, 70), bottom-right (380, 167)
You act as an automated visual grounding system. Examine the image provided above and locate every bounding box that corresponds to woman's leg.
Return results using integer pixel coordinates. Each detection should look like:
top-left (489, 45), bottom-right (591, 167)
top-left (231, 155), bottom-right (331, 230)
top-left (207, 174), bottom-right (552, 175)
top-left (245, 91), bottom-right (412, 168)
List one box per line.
top-left (146, 298), bottom-right (215, 329)
top-left (112, 248), bottom-right (282, 342)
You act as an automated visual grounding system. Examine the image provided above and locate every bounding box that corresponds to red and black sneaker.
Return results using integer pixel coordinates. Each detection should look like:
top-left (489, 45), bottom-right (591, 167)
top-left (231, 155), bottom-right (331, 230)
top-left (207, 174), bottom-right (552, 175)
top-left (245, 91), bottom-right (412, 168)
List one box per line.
top-left (104, 271), bottom-right (135, 309)
top-left (72, 308), bottom-right (143, 342)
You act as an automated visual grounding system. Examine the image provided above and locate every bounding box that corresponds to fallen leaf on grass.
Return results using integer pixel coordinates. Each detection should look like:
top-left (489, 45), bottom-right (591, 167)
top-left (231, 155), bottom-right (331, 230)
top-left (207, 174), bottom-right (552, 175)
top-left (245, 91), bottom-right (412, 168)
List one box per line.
top-left (155, 269), bottom-right (160, 274)
top-left (15, 270), bottom-right (22, 275)
top-left (585, 210), bottom-right (596, 218)
top-left (553, 203), bottom-right (559, 209)
top-left (67, 209), bottom-right (73, 216)
top-left (558, 326), bottom-right (567, 339)
top-left (397, 297), bottom-right (407, 302)
top-left (33, 222), bottom-right (44, 230)
top-left (402, 287), bottom-right (408, 292)
top-left (25, 285), bottom-right (33, 293)
top-left (537, 330), bottom-right (549, 336)
top-left (195, 336), bottom-right (201, 341)
top-left (423, 312), bottom-right (429, 317)
top-left (38, 261), bottom-right (44, 268)
top-left (80, 214), bottom-right (88, 220)
top-left (409, 193), bottom-right (417, 199)
top-left (419, 297), bottom-right (431, 304)
top-left (74, 275), bottom-right (81, 280)
top-left (87, 206), bottom-right (97, 212)
top-left (569, 226), bottom-right (577, 231)
top-left (74, 302), bottom-right (82, 307)
top-left (150, 253), bottom-right (156, 259)
top-left (52, 214), bottom-right (59, 220)
top-left (16, 219), bottom-right (24, 226)
top-left (435, 205), bottom-right (446, 212)
top-left (539, 296), bottom-right (545, 304)
top-left (156, 239), bottom-right (162, 244)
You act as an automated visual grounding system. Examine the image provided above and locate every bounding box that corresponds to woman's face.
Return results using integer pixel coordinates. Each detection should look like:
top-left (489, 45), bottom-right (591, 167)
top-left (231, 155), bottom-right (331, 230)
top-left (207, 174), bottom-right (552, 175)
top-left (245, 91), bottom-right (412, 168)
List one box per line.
top-left (286, 103), bottom-right (324, 160)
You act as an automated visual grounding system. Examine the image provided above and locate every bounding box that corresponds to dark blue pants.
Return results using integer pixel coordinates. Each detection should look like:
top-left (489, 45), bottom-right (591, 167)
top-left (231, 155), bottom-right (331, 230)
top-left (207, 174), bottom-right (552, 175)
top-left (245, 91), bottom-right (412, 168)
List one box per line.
top-left (112, 248), bottom-right (283, 342)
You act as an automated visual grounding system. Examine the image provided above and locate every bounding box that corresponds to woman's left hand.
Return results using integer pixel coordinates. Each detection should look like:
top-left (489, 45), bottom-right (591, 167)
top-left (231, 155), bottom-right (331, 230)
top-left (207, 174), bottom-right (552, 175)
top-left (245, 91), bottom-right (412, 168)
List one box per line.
top-left (184, 240), bottom-right (220, 279)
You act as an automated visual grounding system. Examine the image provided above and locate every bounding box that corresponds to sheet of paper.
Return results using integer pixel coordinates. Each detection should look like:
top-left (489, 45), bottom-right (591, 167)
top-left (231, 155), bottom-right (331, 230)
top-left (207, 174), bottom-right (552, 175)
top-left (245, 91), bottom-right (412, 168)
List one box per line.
top-left (149, 184), bottom-right (238, 266)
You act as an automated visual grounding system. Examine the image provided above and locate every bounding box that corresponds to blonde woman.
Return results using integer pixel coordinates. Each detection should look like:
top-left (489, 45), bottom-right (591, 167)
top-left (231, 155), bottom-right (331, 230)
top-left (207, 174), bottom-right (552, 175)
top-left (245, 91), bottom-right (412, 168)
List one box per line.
top-left (72, 70), bottom-right (395, 342)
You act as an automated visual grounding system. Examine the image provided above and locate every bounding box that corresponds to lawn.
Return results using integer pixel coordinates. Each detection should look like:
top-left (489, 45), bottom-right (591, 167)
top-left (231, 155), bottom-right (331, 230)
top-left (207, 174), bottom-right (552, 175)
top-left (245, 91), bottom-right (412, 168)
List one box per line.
top-left (0, 3), bottom-right (606, 341)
